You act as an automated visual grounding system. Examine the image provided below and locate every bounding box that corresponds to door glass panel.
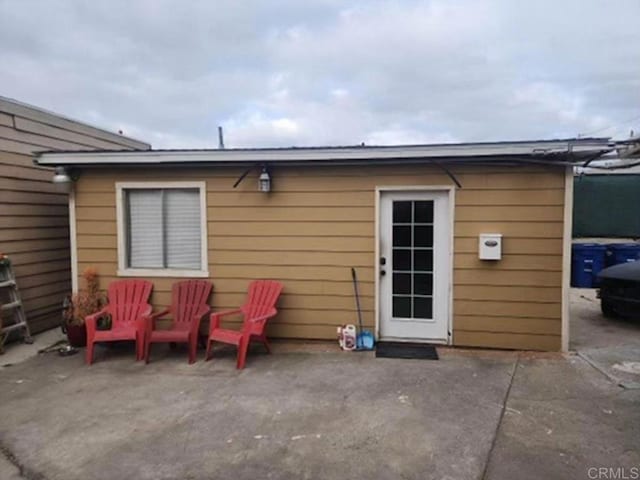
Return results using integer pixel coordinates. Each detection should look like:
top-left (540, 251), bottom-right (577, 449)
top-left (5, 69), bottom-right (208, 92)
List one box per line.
top-left (393, 273), bottom-right (411, 294)
top-left (392, 296), bottom-right (411, 318)
top-left (393, 250), bottom-right (411, 271)
top-left (393, 201), bottom-right (412, 223)
top-left (414, 273), bottom-right (433, 295)
top-left (414, 201), bottom-right (434, 223)
top-left (391, 199), bottom-right (435, 320)
top-left (413, 249), bottom-right (433, 271)
top-left (414, 226), bottom-right (434, 247)
top-left (393, 226), bottom-right (411, 247)
top-left (413, 296), bottom-right (433, 319)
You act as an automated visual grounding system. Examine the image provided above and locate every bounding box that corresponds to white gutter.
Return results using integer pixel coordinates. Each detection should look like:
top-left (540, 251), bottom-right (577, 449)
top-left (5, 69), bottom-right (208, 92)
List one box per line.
top-left (35, 139), bottom-right (612, 166)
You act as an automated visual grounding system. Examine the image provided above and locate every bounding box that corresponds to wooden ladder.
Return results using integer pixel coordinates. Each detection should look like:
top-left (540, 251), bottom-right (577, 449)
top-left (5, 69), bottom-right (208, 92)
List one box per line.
top-left (0, 256), bottom-right (33, 354)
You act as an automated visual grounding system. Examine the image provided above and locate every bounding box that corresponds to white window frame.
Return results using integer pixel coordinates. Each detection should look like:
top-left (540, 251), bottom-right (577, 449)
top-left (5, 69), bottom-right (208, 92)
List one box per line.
top-left (115, 181), bottom-right (209, 278)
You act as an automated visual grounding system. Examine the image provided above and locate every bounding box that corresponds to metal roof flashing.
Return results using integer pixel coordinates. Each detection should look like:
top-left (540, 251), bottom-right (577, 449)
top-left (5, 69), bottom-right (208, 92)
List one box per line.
top-left (34, 138), bottom-right (612, 168)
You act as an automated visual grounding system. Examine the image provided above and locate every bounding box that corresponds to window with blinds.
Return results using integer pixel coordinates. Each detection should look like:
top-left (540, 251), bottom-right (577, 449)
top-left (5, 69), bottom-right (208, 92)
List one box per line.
top-left (124, 188), bottom-right (202, 270)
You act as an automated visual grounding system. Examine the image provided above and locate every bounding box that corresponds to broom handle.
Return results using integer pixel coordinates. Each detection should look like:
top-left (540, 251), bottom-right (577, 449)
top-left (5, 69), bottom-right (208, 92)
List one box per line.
top-left (351, 267), bottom-right (364, 332)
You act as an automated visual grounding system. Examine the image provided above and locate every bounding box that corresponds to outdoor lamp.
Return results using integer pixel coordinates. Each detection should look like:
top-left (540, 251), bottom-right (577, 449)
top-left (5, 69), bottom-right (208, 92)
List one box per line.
top-left (259, 167), bottom-right (271, 193)
top-left (52, 166), bottom-right (71, 184)
top-left (52, 166), bottom-right (72, 193)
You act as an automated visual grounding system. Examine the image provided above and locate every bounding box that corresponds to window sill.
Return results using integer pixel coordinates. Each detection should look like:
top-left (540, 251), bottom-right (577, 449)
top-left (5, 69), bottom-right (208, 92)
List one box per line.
top-left (117, 268), bottom-right (210, 278)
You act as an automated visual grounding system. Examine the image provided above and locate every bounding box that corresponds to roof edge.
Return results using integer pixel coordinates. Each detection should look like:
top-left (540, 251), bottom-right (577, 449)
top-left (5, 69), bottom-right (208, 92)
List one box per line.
top-left (35, 137), bottom-right (612, 166)
top-left (0, 95), bottom-right (150, 150)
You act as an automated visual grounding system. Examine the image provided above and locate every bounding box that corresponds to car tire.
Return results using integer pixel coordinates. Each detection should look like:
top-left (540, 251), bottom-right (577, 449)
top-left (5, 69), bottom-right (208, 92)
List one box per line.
top-left (601, 299), bottom-right (618, 318)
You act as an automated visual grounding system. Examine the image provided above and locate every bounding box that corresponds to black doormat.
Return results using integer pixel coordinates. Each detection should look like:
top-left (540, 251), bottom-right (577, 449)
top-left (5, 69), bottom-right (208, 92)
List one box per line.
top-left (375, 342), bottom-right (439, 360)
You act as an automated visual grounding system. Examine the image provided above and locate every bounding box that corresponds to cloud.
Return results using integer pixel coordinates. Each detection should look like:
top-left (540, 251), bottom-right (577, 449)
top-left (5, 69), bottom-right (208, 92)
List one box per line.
top-left (0, 0), bottom-right (638, 148)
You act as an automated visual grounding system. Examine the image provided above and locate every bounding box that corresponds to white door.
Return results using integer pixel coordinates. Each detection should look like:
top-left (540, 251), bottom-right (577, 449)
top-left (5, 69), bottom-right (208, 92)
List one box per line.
top-left (379, 190), bottom-right (451, 343)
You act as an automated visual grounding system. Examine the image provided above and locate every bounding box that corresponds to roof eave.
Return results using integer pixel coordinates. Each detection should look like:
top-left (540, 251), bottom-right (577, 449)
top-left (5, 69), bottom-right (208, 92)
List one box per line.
top-left (34, 138), bottom-right (613, 167)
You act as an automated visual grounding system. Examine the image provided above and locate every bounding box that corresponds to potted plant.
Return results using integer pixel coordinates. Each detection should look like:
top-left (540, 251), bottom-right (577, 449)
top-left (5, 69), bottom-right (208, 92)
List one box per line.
top-left (62, 267), bottom-right (107, 347)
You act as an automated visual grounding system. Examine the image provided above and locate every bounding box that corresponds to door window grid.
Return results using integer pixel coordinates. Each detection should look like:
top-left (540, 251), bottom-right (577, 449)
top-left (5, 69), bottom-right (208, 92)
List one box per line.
top-left (392, 200), bottom-right (434, 319)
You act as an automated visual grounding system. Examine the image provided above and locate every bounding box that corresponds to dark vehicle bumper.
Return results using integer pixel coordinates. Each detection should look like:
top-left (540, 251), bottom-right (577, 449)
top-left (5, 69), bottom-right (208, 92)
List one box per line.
top-left (598, 279), bottom-right (640, 318)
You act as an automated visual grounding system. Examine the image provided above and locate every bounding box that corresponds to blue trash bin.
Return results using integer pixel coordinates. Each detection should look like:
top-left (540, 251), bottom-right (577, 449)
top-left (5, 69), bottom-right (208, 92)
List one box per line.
top-left (571, 243), bottom-right (607, 288)
top-left (605, 243), bottom-right (640, 267)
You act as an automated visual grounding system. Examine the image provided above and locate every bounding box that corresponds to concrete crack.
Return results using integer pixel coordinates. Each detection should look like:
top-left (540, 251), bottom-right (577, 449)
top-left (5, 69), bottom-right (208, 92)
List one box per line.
top-left (480, 353), bottom-right (519, 480)
top-left (576, 351), bottom-right (632, 389)
top-left (0, 441), bottom-right (48, 480)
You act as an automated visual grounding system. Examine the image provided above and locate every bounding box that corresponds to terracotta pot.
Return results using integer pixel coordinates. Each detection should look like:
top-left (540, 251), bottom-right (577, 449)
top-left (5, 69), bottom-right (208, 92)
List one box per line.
top-left (65, 324), bottom-right (87, 348)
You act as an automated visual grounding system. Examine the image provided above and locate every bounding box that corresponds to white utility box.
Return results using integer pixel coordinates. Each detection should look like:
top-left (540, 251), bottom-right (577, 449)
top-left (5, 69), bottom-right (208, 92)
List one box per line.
top-left (479, 233), bottom-right (502, 260)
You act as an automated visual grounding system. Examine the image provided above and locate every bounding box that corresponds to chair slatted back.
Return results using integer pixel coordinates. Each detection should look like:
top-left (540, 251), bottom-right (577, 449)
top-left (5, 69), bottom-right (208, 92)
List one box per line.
top-left (241, 280), bottom-right (283, 321)
top-left (172, 280), bottom-right (212, 329)
top-left (107, 280), bottom-right (153, 326)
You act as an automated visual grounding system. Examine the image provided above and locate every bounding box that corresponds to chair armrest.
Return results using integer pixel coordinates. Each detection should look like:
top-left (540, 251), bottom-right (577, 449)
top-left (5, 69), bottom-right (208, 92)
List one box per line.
top-left (85, 307), bottom-right (110, 337)
top-left (250, 308), bottom-right (277, 324)
top-left (190, 305), bottom-right (210, 336)
top-left (150, 308), bottom-right (171, 320)
top-left (210, 309), bottom-right (242, 332)
top-left (145, 307), bottom-right (170, 333)
top-left (245, 308), bottom-right (278, 333)
top-left (85, 307), bottom-right (110, 324)
top-left (136, 304), bottom-right (153, 333)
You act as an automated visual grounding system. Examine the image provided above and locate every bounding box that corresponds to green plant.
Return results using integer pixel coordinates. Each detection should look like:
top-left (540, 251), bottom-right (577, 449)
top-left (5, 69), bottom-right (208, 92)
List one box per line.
top-left (63, 267), bottom-right (107, 327)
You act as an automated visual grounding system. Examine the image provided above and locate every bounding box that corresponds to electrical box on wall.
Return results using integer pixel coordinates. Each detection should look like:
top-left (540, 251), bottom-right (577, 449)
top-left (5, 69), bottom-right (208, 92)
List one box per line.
top-left (479, 233), bottom-right (502, 260)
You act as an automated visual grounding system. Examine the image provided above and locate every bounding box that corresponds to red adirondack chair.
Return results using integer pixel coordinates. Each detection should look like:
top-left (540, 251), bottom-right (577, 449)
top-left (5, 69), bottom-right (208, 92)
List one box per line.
top-left (144, 280), bottom-right (212, 364)
top-left (85, 279), bottom-right (153, 365)
top-left (205, 280), bottom-right (283, 369)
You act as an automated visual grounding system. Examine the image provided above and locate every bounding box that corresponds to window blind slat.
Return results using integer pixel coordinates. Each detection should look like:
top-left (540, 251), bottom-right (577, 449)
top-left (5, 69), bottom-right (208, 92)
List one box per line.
top-left (125, 187), bottom-right (202, 271)
top-left (165, 189), bottom-right (201, 269)
top-left (127, 189), bottom-right (163, 268)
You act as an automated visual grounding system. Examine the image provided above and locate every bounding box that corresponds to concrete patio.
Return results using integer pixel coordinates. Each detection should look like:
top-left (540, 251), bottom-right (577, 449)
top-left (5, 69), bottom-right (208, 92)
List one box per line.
top-left (1, 291), bottom-right (639, 480)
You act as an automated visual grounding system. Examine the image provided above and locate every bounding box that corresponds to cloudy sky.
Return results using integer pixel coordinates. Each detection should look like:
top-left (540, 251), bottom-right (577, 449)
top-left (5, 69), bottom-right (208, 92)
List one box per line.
top-left (1, 0), bottom-right (639, 149)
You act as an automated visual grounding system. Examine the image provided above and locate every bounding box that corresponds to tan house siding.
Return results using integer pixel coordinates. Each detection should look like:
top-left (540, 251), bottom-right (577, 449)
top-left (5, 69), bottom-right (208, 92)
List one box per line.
top-left (74, 163), bottom-right (564, 351)
top-left (0, 97), bottom-right (149, 333)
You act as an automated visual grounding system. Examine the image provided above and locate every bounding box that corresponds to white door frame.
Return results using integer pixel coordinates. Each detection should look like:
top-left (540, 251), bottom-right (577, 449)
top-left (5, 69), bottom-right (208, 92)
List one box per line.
top-left (374, 186), bottom-right (455, 344)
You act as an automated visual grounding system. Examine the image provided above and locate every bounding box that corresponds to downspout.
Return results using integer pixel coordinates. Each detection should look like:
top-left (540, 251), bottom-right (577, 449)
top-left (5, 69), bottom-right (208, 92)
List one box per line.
top-left (69, 183), bottom-right (78, 294)
top-left (561, 165), bottom-right (574, 352)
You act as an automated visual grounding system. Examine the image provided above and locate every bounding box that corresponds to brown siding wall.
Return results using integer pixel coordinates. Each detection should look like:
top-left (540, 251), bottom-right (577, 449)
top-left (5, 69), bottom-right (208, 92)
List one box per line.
top-left (74, 163), bottom-right (564, 351)
top-left (0, 99), bottom-right (149, 333)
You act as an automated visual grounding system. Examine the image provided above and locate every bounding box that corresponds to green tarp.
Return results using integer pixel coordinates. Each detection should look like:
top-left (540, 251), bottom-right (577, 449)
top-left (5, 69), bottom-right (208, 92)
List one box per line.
top-left (573, 175), bottom-right (640, 238)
